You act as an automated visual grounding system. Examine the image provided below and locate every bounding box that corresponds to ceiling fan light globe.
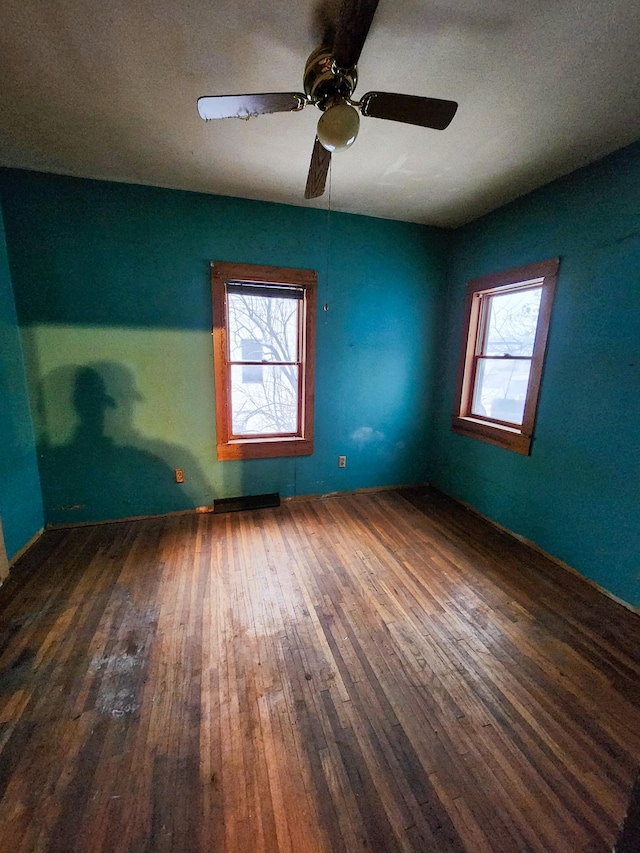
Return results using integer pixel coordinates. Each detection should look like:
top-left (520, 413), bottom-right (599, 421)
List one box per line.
top-left (317, 102), bottom-right (360, 152)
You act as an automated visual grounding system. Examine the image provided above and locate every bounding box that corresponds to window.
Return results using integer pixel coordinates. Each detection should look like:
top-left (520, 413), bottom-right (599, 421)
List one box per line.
top-left (240, 339), bottom-right (264, 384)
top-left (211, 261), bottom-right (316, 460)
top-left (451, 258), bottom-right (558, 455)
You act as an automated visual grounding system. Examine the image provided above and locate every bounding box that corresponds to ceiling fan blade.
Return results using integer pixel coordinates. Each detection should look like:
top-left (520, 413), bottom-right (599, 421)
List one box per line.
top-left (313, 0), bottom-right (337, 48)
top-left (360, 92), bottom-right (458, 130)
top-left (197, 93), bottom-right (306, 121)
top-left (332, 0), bottom-right (380, 69)
top-left (304, 138), bottom-right (331, 199)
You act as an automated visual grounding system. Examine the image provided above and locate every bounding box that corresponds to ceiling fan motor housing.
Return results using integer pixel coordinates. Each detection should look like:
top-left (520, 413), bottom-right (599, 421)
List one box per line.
top-left (303, 47), bottom-right (357, 110)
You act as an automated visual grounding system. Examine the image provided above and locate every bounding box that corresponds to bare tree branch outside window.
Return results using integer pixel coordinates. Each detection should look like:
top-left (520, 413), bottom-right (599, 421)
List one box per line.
top-left (228, 291), bottom-right (300, 435)
top-left (472, 286), bottom-right (542, 424)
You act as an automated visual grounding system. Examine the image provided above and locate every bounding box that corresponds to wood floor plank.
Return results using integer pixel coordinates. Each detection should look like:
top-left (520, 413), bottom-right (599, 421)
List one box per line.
top-left (1, 486), bottom-right (639, 851)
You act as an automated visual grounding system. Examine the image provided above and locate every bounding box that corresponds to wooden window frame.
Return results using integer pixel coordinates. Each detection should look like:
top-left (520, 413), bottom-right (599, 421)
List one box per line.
top-left (211, 261), bottom-right (316, 461)
top-left (451, 258), bottom-right (559, 455)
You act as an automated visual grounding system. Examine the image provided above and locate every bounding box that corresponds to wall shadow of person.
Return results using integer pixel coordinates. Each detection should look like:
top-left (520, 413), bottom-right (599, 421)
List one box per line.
top-left (37, 364), bottom-right (211, 525)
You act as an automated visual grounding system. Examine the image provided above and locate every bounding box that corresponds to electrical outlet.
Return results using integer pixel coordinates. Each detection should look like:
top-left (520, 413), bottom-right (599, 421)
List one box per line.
top-left (174, 468), bottom-right (185, 483)
top-left (338, 456), bottom-right (346, 468)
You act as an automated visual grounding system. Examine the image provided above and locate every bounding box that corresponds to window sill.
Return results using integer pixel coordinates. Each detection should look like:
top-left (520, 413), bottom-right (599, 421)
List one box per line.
top-left (451, 416), bottom-right (532, 455)
top-left (217, 436), bottom-right (314, 461)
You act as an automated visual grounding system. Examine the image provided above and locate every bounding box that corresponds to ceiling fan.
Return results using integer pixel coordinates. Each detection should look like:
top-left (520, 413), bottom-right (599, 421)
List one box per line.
top-left (197, 0), bottom-right (458, 200)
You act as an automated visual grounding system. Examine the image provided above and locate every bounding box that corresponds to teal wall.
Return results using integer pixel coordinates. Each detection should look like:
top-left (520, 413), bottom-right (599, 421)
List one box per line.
top-left (0, 202), bottom-right (43, 560)
top-left (432, 142), bottom-right (640, 608)
top-left (2, 144), bottom-right (638, 610)
top-left (0, 169), bottom-right (444, 526)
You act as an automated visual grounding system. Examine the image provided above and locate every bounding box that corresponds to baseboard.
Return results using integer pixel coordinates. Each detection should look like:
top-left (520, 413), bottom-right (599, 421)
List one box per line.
top-left (509, 529), bottom-right (640, 617)
top-left (436, 488), bottom-right (640, 619)
top-left (46, 504), bottom-right (215, 530)
top-left (283, 483), bottom-right (426, 503)
top-left (44, 484), bottom-right (425, 527)
top-left (7, 528), bottom-right (45, 569)
top-left (0, 519), bottom-right (8, 583)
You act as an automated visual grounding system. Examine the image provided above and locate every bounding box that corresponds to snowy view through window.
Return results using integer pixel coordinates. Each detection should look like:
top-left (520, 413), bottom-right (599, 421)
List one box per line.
top-left (227, 288), bottom-right (300, 436)
top-left (471, 286), bottom-right (542, 425)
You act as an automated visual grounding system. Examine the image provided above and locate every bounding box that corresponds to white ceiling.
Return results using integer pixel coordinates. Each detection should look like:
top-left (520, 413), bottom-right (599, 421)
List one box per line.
top-left (1, 0), bottom-right (639, 227)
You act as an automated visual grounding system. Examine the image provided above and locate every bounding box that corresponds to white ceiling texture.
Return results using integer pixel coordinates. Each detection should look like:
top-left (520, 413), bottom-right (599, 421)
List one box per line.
top-left (1, 0), bottom-right (639, 227)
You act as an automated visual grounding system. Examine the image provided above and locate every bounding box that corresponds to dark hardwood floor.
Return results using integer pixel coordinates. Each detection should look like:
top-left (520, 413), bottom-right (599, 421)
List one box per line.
top-left (1, 487), bottom-right (639, 852)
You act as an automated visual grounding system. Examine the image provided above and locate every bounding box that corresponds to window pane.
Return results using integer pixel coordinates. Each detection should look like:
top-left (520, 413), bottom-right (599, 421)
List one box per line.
top-left (241, 339), bottom-right (263, 383)
top-left (230, 364), bottom-right (299, 435)
top-left (228, 292), bottom-right (299, 362)
top-left (484, 287), bottom-right (542, 357)
top-left (471, 358), bottom-right (532, 425)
